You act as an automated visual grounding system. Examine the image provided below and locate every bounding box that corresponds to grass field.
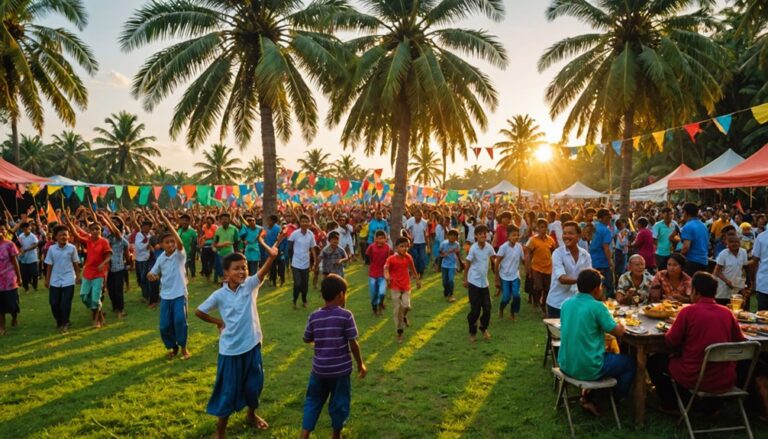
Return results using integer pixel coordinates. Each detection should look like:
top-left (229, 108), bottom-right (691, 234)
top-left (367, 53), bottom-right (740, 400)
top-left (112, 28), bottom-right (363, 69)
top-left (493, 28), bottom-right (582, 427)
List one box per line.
top-left (0, 261), bottom-right (761, 438)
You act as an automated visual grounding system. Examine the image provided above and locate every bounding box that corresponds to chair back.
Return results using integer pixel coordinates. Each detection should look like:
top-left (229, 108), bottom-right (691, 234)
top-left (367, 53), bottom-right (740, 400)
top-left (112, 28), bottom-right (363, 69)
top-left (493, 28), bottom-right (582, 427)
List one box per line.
top-left (691, 341), bottom-right (761, 394)
top-left (547, 323), bottom-right (561, 339)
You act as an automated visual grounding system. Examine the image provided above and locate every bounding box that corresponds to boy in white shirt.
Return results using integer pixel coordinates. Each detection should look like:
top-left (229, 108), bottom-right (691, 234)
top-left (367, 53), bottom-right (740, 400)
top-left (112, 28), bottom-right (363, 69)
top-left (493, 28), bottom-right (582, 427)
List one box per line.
top-left (463, 224), bottom-right (496, 342)
top-left (495, 225), bottom-right (525, 320)
top-left (44, 225), bottom-right (80, 332)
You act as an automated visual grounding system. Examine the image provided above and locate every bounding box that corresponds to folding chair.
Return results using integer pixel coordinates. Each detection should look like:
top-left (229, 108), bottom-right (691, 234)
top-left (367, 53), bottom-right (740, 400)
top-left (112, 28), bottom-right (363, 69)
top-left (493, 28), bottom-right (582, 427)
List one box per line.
top-left (672, 341), bottom-right (761, 439)
top-left (543, 322), bottom-right (561, 368)
top-left (552, 367), bottom-right (621, 438)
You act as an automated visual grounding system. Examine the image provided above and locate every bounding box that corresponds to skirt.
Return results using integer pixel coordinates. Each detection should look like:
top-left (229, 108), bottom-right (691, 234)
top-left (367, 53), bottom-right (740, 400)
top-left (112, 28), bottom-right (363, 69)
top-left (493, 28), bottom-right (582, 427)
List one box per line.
top-left (0, 289), bottom-right (20, 314)
top-left (206, 344), bottom-right (264, 417)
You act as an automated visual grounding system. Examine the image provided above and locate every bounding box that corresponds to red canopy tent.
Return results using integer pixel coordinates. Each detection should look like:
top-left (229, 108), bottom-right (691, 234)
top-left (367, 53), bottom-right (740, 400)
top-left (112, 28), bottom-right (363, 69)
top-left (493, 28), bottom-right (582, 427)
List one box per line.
top-left (0, 158), bottom-right (50, 187)
top-left (668, 144), bottom-right (768, 190)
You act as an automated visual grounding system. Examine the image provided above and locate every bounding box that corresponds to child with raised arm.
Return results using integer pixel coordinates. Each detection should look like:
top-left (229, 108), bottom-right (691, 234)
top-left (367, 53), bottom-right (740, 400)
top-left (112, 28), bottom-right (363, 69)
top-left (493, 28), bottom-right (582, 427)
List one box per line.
top-left (300, 274), bottom-right (367, 439)
top-left (147, 206), bottom-right (191, 360)
top-left (384, 237), bottom-right (421, 343)
top-left (195, 242), bottom-right (279, 439)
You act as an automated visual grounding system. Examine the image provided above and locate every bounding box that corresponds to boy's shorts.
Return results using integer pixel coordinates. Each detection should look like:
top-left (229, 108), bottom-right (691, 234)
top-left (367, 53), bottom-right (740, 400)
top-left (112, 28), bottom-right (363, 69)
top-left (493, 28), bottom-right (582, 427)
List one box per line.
top-left (301, 373), bottom-right (351, 432)
top-left (80, 277), bottom-right (104, 310)
top-left (207, 344), bottom-right (264, 417)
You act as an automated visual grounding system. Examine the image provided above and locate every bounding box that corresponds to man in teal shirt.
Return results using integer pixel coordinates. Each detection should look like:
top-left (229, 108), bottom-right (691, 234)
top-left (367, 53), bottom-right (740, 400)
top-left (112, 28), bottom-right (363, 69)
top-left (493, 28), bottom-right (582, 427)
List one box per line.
top-left (652, 207), bottom-right (676, 271)
top-left (558, 269), bottom-right (634, 412)
top-left (240, 214), bottom-right (265, 275)
top-left (177, 214), bottom-right (198, 278)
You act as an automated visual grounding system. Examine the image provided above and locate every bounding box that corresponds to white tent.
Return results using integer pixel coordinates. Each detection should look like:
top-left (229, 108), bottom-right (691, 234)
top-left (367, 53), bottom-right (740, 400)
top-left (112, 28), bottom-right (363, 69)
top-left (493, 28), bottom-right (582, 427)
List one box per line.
top-left (688, 148), bottom-right (745, 177)
top-left (552, 181), bottom-right (604, 200)
top-left (485, 180), bottom-right (534, 197)
top-left (49, 175), bottom-right (89, 186)
top-left (630, 164), bottom-right (693, 202)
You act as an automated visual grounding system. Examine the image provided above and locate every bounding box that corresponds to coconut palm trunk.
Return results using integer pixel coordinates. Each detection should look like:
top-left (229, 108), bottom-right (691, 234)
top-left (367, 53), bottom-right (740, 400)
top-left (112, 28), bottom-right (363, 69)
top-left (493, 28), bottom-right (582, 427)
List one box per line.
top-left (10, 117), bottom-right (20, 164)
top-left (620, 108), bottom-right (635, 218)
top-left (260, 99), bottom-right (278, 220)
top-left (391, 94), bottom-right (411, 241)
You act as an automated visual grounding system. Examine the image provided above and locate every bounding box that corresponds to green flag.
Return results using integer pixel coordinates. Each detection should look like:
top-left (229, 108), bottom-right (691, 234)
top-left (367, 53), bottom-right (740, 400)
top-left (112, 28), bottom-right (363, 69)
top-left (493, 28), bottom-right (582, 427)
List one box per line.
top-left (197, 185), bottom-right (211, 205)
top-left (445, 190), bottom-right (459, 203)
top-left (74, 186), bottom-right (85, 202)
top-left (114, 185), bottom-right (124, 199)
top-left (138, 186), bottom-right (152, 205)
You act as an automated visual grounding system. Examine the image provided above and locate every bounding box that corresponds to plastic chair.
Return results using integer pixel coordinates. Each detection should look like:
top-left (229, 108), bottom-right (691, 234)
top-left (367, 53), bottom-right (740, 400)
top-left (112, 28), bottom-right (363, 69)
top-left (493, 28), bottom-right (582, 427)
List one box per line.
top-left (552, 367), bottom-right (621, 438)
top-left (543, 322), bottom-right (561, 367)
top-left (671, 341), bottom-right (761, 439)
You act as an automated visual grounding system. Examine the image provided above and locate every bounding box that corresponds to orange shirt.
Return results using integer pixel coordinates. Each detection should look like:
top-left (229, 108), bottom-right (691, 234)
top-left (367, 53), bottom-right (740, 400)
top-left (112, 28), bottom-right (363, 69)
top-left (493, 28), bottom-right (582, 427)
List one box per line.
top-left (527, 234), bottom-right (556, 274)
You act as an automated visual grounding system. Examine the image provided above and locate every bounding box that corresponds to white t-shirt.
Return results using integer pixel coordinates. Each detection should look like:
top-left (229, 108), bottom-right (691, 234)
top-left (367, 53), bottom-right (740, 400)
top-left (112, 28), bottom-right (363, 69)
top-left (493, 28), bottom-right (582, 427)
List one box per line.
top-left (198, 274), bottom-right (262, 355)
top-left (547, 246), bottom-right (592, 309)
top-left (715, 248), bottom-right (747, 299)
top-left (44, 243), bottom-right (79, 288)
top-left (548, 221), bottom-right (564, 247)
top-left (405, 218), bottom-right (428, 244)
top-left (289, 229), bottom-right (316, 269)
top-left (465, 221), bottom-right (476, 243)
top-left (465, 242), bottom-right (496, 288)
top-left (497, 241), bottom-right (524, 281)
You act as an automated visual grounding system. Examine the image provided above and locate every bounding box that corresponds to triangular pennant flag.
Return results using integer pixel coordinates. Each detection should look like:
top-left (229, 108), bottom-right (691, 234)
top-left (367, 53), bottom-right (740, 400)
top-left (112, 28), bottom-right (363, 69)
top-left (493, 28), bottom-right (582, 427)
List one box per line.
top-left (632, 136), bottom-right (641, 151)
top-left (486, 147), bottom-right (494, 159)
top-left (585, 144), bottom-right (596, 157)
top-left (232, 185), bottom-right (241, 198)
top-left (255, 182), bottom-right (264, 196)
top-left (47, 185), bottom-right (62, 195)
top-left (308, 174), bottom-right (316, 188)
top-left (597, 143), bottom-right (606, 154)
top-left (109, 200), bottom-right (117, 212)
top-left (28, 183), bottom-right (42, 196)
top-left (197, 185), bottom-right (211, 205)
top-left (713, 115), bottom-right (732, 135)
top-left (98, 186), bottom-right (108, 199)
top-left (238, 184), bottom-right (251, 196)
top-left (684, 122), bottom-right (701, 143)
top-left (46, 202), bottom-right (58, 224)
top-left (165, 185), bottom-right (178, 199)
top-left (127, 186), bottom-right (140, 200)
top-left (74, 186), bottom-right (85, 202)
top-left (62, 186), bottom-right (74, 199)
top-left (472, 147), bottom-right (481, 158)
top-left (752, 103), bottom-right (768, 124)
top-left (182, 185), bottom-right (196, 200)
top-left (114, 185), bottom-right (124, 199)
top-left (652, 130), bottom-right (665, 152)
top-left (611, 140), bottom-right (623, 156)
top-left (138, 186), bottom-right (152, 205)
top-left (152, 186), bottom-right (162, 200)
top-left (339, 179), bottom-right (350, 196)
top-left (89, 186), bottom-right (100, 201)
top-left (373, 169), bottom-right (383, 183)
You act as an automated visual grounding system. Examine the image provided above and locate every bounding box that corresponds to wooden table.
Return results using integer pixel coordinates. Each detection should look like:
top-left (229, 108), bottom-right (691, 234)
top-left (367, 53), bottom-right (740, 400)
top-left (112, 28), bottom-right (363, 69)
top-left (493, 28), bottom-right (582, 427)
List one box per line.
top-left (544, 311), bottom-right (768, 425)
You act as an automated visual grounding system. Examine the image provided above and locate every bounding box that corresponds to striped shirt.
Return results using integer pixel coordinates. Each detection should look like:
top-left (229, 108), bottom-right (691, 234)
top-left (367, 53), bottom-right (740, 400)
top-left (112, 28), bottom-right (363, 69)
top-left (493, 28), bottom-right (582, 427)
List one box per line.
top-left (303, 306), bottom-right (358, 378)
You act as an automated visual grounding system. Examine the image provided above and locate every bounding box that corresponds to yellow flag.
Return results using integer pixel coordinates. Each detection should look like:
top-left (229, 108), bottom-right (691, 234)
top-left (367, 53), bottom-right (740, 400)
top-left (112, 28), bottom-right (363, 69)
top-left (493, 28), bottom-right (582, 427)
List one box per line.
top-left (632, 136), bottom-right (641, 151)
top-left (28, 183), bottom-right (42, 196)
top-left (585, 144), bottom-right (596, 156)
top-left (752, 103), bottom-right (768, 124)
top-left (295, 172), bottom-right (307, 187)
top-left (652, 130), bottom-right (665, 152)
top-left (127, 185), bottom-right (140, 200)
top-left (232, 185), bottom-right (240, 198)
top-left (47, 185), bottom-right (62, 195)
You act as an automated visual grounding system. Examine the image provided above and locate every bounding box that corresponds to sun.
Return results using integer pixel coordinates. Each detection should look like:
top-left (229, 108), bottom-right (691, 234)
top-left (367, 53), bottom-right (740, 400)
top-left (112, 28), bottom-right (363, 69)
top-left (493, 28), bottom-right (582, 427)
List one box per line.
top-left (534, 144), bottom-right (553, 163)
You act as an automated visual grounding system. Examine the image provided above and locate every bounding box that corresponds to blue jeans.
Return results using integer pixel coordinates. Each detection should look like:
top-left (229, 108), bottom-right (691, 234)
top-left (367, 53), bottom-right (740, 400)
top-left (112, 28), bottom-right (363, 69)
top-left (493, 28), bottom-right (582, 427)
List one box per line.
top-left (368, 276), bottom-right (386, 310)
top-left (596, 267), bottom-right (614, 298)
top-left (301, 373), bottom-right (351, 432)
top-left (409, 243), bottom-right (427, 275)
top-left (159, 296), bottom-right (188, 350)
top-left (441, 267), bottom-right (455, 297)
top-left (500, 278), bottom-right (521, 314)
top-left (599, 353), bottom-right (636, 400)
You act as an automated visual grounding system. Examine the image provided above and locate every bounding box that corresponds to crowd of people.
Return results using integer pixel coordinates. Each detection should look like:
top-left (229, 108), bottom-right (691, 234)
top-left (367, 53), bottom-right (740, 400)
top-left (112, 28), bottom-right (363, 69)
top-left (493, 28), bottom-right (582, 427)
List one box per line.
top-left (2, 197), bottom-right (768, 435)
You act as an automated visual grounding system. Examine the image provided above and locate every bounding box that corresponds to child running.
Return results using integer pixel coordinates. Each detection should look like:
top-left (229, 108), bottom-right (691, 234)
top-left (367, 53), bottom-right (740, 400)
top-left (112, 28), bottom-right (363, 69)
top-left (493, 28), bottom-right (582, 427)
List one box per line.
top-left (439, 229), bottom-right (461, 302)
top-left (320, 231), bottom-right (349, 278)
top-left (494, 224), bottom-right (524, 320)
top-left (384, 237), bottom-right (421, 343)
top-left (366, 230), bottom-right (391, 316)
top-left (464, 224), bottom-right (496, 342)
top-left (299, 274), bottom-right (367, 439)
top-left (195, 243), bottom-right (279, 438)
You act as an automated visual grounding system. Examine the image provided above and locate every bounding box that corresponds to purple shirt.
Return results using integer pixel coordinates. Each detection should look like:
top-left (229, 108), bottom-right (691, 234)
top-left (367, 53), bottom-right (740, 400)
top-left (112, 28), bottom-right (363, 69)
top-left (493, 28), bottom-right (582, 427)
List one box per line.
top-left (303, 305), bottom-right (358, 378)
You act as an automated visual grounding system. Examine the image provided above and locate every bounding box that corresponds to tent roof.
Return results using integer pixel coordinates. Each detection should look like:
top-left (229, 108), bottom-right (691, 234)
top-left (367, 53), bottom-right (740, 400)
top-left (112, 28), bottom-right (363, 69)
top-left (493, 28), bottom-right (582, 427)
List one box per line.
top-left (553, 181), bottom-right (604, 199)
top-left (668, 145), bottom-right (768, 190)
top-left (630, 164), bottom-right (694, 201)
top-left (484, 180), bottom-right (533, 197)
top-left (49, 175), bottom-right (89, 186)
top-left (688, 149), bottom-right (745, 177)
top-left (0, 158), bottom-right (50, 184)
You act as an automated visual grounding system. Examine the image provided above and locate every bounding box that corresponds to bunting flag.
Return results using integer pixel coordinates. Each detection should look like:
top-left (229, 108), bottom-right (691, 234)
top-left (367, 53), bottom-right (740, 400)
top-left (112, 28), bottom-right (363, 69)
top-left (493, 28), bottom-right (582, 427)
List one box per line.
top-left (182, 185), bottom-right (196, 200)
top-left (295, 172), bottom-right (307, 187)
top-left (585, 144), bottom-right (596, 156)
top-left (714, 115), bottom-right (732, 135)
top-left (114, 185), bottom-right (124, 199)
top-left (684, 122), bottom-right (701, 142)
top-left (652, 130), bottom-right (666, 151)
top-left (308, 174), bottom-right (316, 188)
top-left (349, 180), bottom-right (361, 196)
top-left (597, 143), bottom-right (606, 154)
top-left (373, 169), bottom-right (383, 183)
top-left (46, 202), bottom-right (58, 224)
top-left (255, 182), bottom-right (264, 196)
top-left (138, 186), bottom-right (152, 206)
top-left (28, 183), bottom-right (43, 197)
top-left (165, 185), bottom-right (178, 199)
top-left (127, 186), bottom-right (139, 200)
top-left (89, 186), bottom-right (100, 201)
top-left (752, 103), bottom-right (768, 124)
top-left (47, 185), bottom-right (62, 195)
top-left (196, 185), bottom-right (211, 205)
top-left (63, 186), bottom-right (74, 199)
top-left (486, 148), bottom-right (494, 159)
top-left (611, 140), bottom-right (623, 156)
top-left (74, 186), bottom-right (85, 202)
top-left (238, 184), bottom-right (251, 196)
top-left (472, 147), bottom-right (481, 158)
top-left (632, 136), bottom-right (641, 151)
top-left (232, 185), bottom-right (241, 198)
top-left (339, 179), bottom-right (350, 196)
top-left (214, 185), bottom-right (225, 200)
top-left (98, 186), bottom-right (108, 199)
top-left (152, 186), bottom-right (162, 200)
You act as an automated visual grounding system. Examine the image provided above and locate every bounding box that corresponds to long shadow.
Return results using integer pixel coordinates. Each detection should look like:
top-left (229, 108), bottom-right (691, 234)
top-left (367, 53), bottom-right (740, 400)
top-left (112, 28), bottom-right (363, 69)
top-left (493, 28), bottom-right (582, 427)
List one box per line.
top-left (0, 321), bottom-right (132, 362)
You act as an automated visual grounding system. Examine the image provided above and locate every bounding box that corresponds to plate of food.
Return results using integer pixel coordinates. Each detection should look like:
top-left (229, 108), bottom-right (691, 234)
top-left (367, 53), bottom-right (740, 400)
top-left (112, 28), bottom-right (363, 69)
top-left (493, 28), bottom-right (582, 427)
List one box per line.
top-left (655, 322), bottom-right (671, 333)
top-left (642, 301), bottom-right (681, 319)
top-left (737, 311), bottom-right (758, 323)
top-left (625, 325), bottom-right (649, 335)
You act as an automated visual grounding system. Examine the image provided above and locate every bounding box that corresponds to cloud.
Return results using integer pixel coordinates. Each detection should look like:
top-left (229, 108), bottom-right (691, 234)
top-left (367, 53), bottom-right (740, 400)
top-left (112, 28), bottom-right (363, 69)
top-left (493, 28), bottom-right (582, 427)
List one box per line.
top-left (106, 70), bottom-right (131, 88)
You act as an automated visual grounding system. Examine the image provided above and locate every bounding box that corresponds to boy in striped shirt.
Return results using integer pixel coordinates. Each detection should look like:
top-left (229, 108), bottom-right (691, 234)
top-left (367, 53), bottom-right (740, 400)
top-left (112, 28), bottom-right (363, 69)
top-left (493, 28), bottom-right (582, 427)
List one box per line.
top-left (300, 274), bottom-right (367, 439)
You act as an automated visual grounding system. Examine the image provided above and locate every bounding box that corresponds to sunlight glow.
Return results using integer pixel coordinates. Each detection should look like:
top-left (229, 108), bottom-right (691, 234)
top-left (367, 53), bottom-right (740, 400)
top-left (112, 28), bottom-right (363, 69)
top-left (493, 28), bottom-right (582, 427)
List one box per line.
top-left (534, 144), bottom-right (553, 163)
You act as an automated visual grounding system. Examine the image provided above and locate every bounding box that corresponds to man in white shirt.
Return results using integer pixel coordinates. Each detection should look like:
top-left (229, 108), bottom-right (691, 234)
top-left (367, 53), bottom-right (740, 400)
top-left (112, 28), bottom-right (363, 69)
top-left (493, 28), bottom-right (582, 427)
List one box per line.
top-left (405, 210), bottom-right (430, 276)
top-left (44, 225), bottom-right (80, 331)
top-left (17, 222), bottom-right (39, 292)
top-left (713, 234), bottom-right (749, 304)
top-left (751, 228), bottom-right (768, 311)
top-left (546, 221), bottom-right (592, 318)
top-left (289, 214), bottom-right (317, 309)
top-left (463, 224), bottom-right (496, 342)
top-left (134, 220), bottom-right (155, 304)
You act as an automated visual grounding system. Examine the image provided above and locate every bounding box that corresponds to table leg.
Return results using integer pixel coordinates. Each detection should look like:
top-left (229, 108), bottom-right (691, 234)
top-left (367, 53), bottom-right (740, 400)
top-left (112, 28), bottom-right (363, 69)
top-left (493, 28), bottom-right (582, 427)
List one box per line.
top-left (633, 344), bottom-right (648, 425)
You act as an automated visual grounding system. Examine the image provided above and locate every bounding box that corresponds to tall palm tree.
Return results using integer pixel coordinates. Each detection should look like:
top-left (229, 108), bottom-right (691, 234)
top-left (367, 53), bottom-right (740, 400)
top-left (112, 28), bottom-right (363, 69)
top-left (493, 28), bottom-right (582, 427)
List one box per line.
top-left (0, 0), bottom-right (98, 164)
top-left (171, 171), bottom-right (190, 185)
top-left (538, 0), bottom-right (726, 216)
top-left (151, 167), bottom-right (173, 184)
top-left (298, 148), bottom-right (332, 175)
top-left (193, 144), bottom-right (243, 184)
top-left (120, 0), bottom-right (368, 219)
top-left (49, 131), bottom-right (91, 180)
top-left (243, 157), bottom-right (265, 182)
top-left (17, 134), bottom-right (50, 175)
top-left (494, 115), bottom-right (545, 200)
top-left (332, 154), bottom-right (364, 180)
top-left (739, 0), bottom-right (768, 72)
top-left (328, 0), bottom-right (507, 238)
top-left (463, 164), bottom-right (484, 188)
top-left (92, 111), bottom-right (160, 181)
top-left (408, 145), bottom-right (442, 186)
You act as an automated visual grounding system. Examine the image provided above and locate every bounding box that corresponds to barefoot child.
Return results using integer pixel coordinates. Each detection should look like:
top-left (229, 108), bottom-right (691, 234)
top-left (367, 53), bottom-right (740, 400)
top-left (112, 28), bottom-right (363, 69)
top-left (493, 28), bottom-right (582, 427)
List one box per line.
top-left (366, 230), bottom-right (391, 315)
top-left (494, 225), bottom-right (524, 320)
top-left (464, 224), bottom-right (496, 342)
top-left (147, 207), bottom-right (191, 360)
top-left (44, 225), bottom-right (80, 332)
top-left (320, 231), bottom-right (349, 278)
top-left (384, 237), bottom-right (421, 343)
top-left (439, 229), bottom-right (461, 302)
top-left (0, 220), bottom-right (21, 335)
top-left (300, 275), bottom-right (367, 439)
top-left (66, 216), bottom-right (112, 328)
top-left (195, 244), bottom-right (279, 439)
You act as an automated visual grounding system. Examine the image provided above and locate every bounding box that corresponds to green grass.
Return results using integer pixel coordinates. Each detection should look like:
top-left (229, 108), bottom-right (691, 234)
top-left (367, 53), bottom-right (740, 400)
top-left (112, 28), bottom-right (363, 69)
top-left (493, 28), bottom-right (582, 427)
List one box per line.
top-left (0, 263), bottom-right (760, 438)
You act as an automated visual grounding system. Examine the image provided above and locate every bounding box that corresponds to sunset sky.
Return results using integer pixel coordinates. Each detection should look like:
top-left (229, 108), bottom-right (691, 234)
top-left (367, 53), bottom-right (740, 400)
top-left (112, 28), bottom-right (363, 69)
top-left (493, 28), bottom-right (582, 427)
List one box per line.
top-left (17, 0), bottom-right (594, 178)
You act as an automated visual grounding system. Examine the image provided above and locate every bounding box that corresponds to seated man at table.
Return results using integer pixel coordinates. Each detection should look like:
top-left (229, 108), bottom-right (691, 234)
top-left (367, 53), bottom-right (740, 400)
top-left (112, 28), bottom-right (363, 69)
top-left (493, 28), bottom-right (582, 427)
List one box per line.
top-left (647, 272), bottom-right (746, 413)
top-left (559, 269), bottom-right (635, 415)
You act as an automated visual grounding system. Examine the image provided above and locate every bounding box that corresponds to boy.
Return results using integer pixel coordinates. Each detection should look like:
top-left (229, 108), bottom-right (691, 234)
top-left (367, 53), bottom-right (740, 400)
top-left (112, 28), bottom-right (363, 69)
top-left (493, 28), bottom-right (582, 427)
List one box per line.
top-left (384, 237), bottom-right (421, 343)
top-left (289, 214), bottom-right (318, 309)
top-left (214, 213), bottom-right (239, 283)
top-left (320, 231), bottom-right (349, 278)
top-left (439, 229), bottom-right (461, 302)
top-left (240, 214), bottom-right (265, 276)
top-left (196, 246), bottom-right (279, 438)
top-left (495, 224), bottom-right (524, 320)
top-left (17, 222), bottom-right (39, 292)
top-left (464, 224), bottom-right (496, 342)
top-left (177, 213), bottom-right (198, 278)
top-left (300, 275), bottom-right (367, 439)
top-left (366, 230), bottom-right (390, 316)
top-left (147, 206), bottom-right (191, 360)
top-left (134, 220), bottom-right (155, 305)
top-left (526, 218), bottom-right (556, 314)
top-left (44, 225), bottom-right (80, 332)
top-left (67, 216), bottom-right (112, 328)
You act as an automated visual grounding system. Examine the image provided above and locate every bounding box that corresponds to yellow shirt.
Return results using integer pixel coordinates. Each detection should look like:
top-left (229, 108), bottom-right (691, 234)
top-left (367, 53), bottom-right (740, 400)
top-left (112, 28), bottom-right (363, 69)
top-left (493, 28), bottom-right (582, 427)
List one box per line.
top-left (527, 235), bottom-right (556, 274)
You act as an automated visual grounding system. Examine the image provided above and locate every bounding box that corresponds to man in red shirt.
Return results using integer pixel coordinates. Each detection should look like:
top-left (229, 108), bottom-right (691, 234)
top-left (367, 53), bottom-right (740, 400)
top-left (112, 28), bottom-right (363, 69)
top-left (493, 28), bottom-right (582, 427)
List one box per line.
top-left (366, 230), bottom-right (391, 316)
top-left (70, 221), bottom-right (112, 328)
top-left (648, 272), bottom-right (746, 412)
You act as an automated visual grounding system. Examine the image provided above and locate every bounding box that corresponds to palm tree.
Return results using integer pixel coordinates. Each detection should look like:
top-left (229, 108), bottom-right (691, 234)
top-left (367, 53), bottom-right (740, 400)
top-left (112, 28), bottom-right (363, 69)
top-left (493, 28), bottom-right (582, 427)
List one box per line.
top-left (17, 135), bottom-right (50, 175)
top-left (328, 0), bottom-right (507, 238)
top-left (193, 144), bottom-right (243, 184)
top-left (463, 165), bottom-right (484, 188)
top-left (495, 115), bottom-right (545, 200)
top-left (332, 154), bottom-right (364, 180)
top-left (739, 0), bottom-right (768, 73)
top-left (92, 111), bottom-right (160, 181)
top-left (243, 157), bottom-right (265, 182)
top-left (151, 167), bottom-right (173, 184)
top-left (408, 145), bottom-right (442, 186)
top-left (50, 131), bottom-right (91, 180)
top-left (120, 0), bottom-right (367, 219)
top-left (0, 0), bottom-right (98, 164)
top-left (538, 0), bottom-right (726, 216)
top-left (298, 148), bottom-right (332, 175)
top-left (171, 171), bottom-right (190, 185)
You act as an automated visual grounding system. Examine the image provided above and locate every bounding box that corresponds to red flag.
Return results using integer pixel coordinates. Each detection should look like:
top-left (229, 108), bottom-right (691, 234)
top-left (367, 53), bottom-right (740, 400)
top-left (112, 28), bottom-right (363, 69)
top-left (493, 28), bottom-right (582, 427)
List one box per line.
top-left (735, 200), bottom-right (744, 214)
top-left (98, 186), bottom-right (109, 199)
top-left (361, 179), bottom-right (370, 193)
top-left (152, 186), bottom-right (162, 200)
top-left (684, 123), bottom-right (701, 143)
top-left (89, 186), bottom-right (100, 201)
top-left (214, 185), bottom-right (224, 200)
top-left (308, 174), bottom-right (316, 188)
top-left (486, 148), bottom-right (494, 159)
top-left (473, 147), bottom-right (481, 158)
top-left (339, 179), bottom-right (350, 196)
top-left (373, 169), bottom-right (383, 183)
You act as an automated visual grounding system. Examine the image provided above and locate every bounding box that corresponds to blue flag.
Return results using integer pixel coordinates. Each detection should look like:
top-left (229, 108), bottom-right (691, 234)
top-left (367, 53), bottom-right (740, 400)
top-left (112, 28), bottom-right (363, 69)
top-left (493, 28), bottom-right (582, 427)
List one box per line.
top-left (611, 140), bottom-right (623, 156)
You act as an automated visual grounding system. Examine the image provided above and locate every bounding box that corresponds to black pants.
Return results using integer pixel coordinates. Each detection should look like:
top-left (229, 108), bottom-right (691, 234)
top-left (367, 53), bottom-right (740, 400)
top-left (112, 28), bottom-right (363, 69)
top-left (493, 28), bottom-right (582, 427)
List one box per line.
top-left (685, 261), bottom-right (709, 278)
top-left (201, 246), bottom-right (215, 277)
top-left (248, 260), bottom-right (260, 276)
top-left (107, 269), bottom-right (126, 311)
top-left (467, 283), bottom-right (491, 335)
top-left (655, 254), bottom-right (670, 271)
top-left (186, 249), bottom-right (196, 277)
top-left (49, 285), bottom-right (74, 327)
top-left (20, 262), bottom-right (38, 291)
top-left (757, 292), bottom-right (768, 311)
top-left (292, 267), bottom-right (310, 304)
